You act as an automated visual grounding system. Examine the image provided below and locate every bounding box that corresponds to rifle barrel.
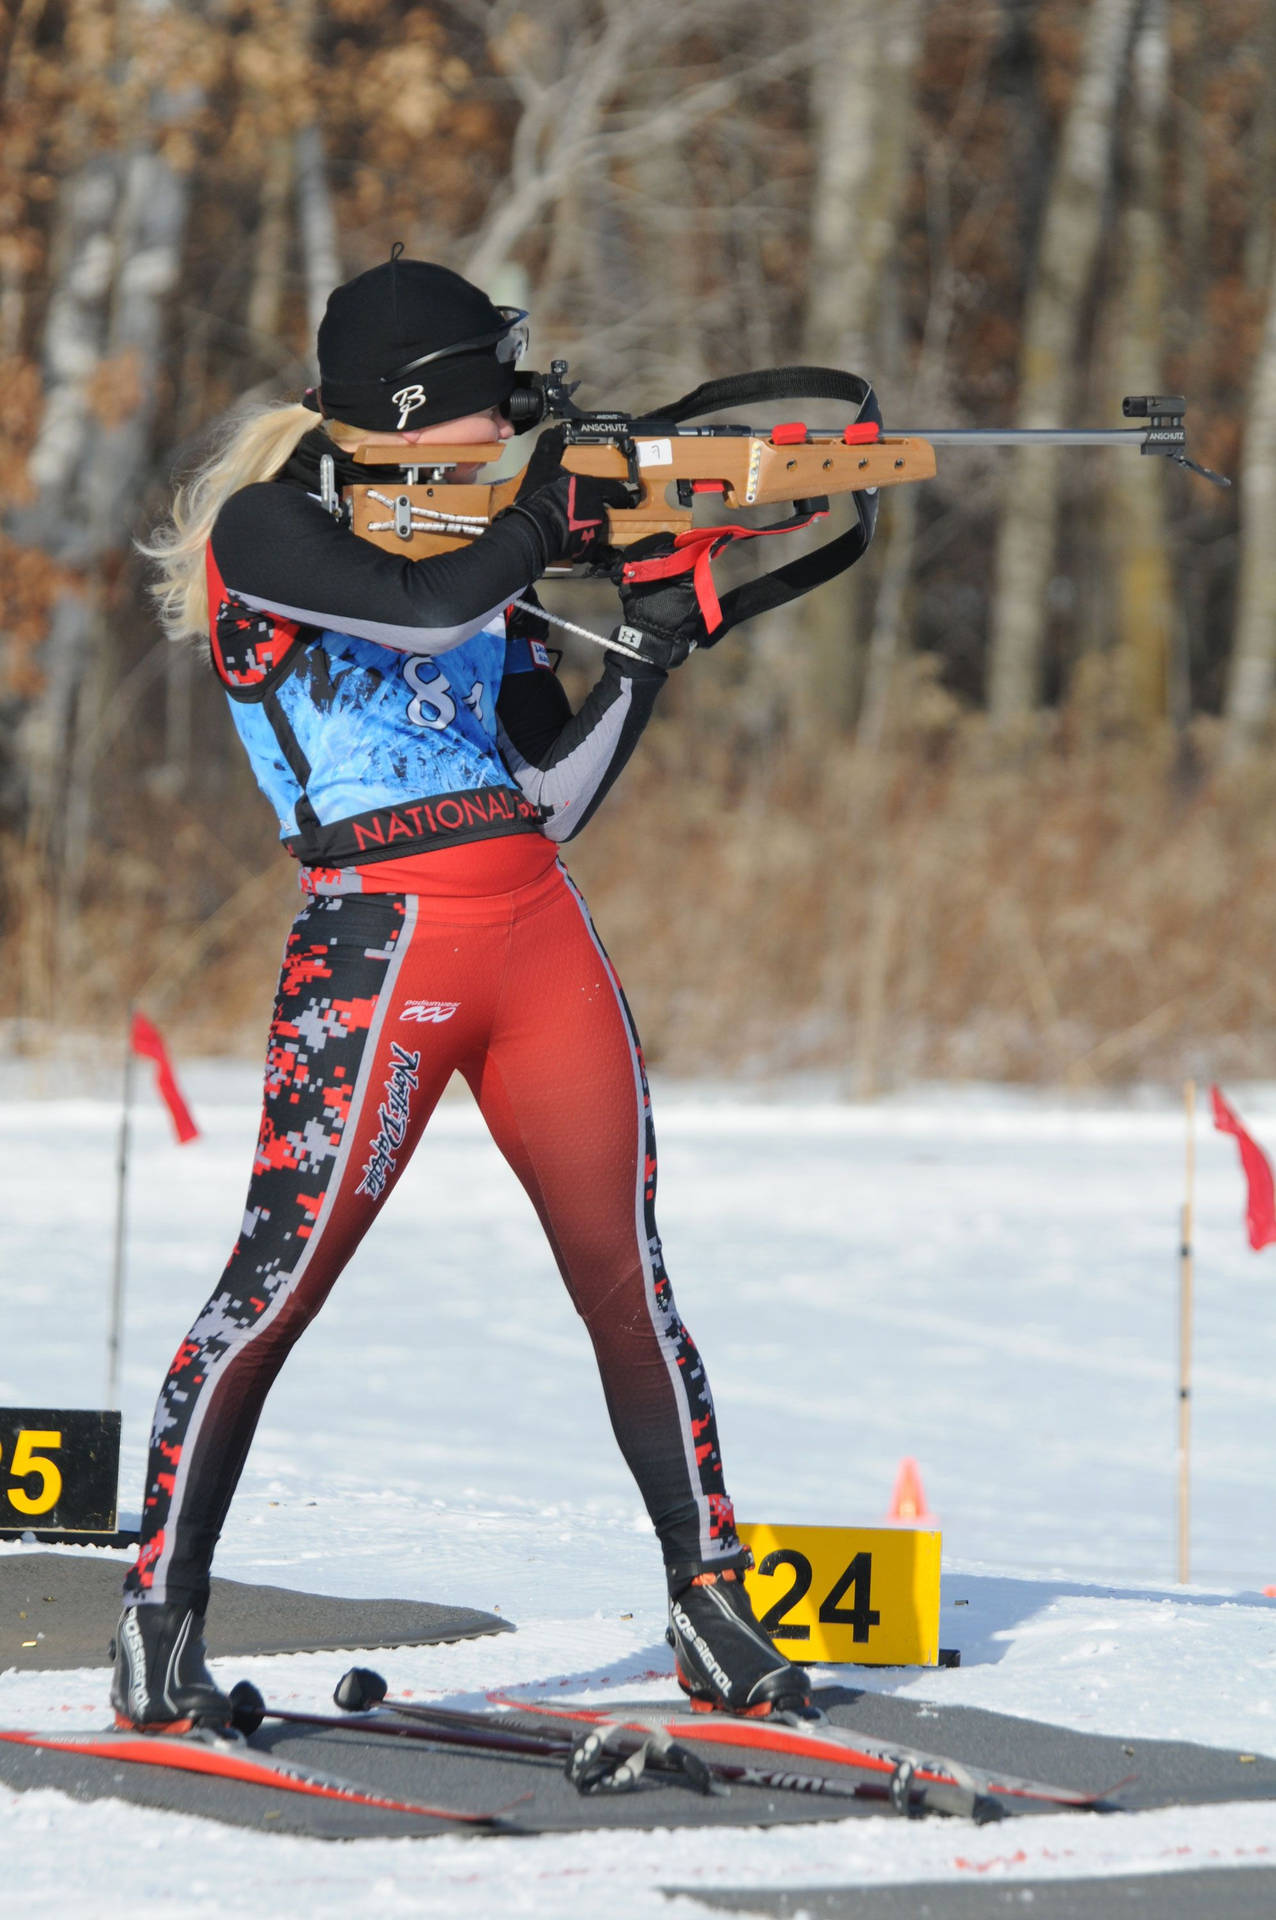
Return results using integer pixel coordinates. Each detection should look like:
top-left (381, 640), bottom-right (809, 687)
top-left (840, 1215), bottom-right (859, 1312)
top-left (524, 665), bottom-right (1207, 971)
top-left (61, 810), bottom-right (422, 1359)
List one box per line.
top-left (884, 427), bottom-right (1153, 447)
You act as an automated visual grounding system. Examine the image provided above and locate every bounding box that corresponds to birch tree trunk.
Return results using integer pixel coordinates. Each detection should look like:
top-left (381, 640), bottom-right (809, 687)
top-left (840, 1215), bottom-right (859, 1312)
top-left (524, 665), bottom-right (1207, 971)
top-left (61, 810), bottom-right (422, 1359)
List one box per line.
top-left (631, 135), bottom-right (704, 399)
top-left (296, 122), bottom-right (341, 348)
top-left (15, 4), bottom-right (196, 1024)
top-left (1105, 0), bottom-right (1173, 723)
top-left (1223, 237), bottom-right (1276, 756)
top-left (804, 0), bottom-right (888, 373)
top-left (987, 0), bottom-right (1141, 722)
top-left (247, 136), bottom-right (293, 345)
top-left (1244, 0), bottom-right (1276, 298)
top-left (24, 158), bottom-right (119, 511)
top-left (290, 0), bottom-right (341, 346)
top-left (17, 153), bottom-right (119, 948)
top-left (796, 0), bottom-right (922, 740)
top-left (52, 132), bottom-right (191, 908)
top-left (855, 485), bottom-right (917, 751)
top-left (1173, 0), bottom-right (1208, 367)
top-left (86, 144), bottom-right (188, 549)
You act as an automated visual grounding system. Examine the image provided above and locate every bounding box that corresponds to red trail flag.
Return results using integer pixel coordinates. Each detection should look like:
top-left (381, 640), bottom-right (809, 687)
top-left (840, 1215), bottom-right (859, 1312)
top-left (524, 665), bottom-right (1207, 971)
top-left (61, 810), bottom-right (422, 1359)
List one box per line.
top-left (1210, 1084), bottom-right (1276, 1250)
top-left (130, 1012), bottom-right (199, 1144)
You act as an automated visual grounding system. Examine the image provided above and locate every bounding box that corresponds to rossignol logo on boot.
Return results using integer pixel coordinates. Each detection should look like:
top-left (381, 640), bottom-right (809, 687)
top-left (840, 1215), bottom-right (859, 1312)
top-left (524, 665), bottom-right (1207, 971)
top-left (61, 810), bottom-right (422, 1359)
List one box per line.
top-left (121, 1608), bottom-right (150, 1718)
top-left (356, 1042), bottom-right (421, 1199)
top-left (671, 1601), bottom-right (733, 1698)
top-left (392, 384), bottom-right (428, 430)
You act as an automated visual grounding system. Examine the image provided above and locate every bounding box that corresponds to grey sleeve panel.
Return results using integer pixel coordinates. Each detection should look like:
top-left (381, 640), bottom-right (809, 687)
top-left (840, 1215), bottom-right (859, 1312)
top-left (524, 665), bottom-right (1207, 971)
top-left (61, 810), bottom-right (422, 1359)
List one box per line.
top-left (232, 589), bottom-right (509, 657)
top-left (498, 689), bottom-right (630, 842)
top-left (497, 658), bottom-right (665, 842)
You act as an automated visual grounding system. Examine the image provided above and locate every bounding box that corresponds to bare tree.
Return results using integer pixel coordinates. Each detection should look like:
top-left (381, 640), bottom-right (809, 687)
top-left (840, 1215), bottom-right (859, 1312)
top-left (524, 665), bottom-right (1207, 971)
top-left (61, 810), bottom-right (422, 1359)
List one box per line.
top-left (803, 0), bottom-right (919, 373)
top-left (442, 1), bottom-right (815, 388)
top-left (246, 136), bottom-right (293, 346)
top-left (296, 122), bottom-right (341, 349)
top-left (14, 1), bottom-right (198, 1021)
top-left (1223, 238), bottom-right (1276, 756)
top-left (987, 0), bottom-right (1142, 723)
top-left (1244, 0), bottom-right (1276, 299)
top-left (793, 0), bottom-right (924, 740)
top-left (1104, 0), bottom-right (1173, 722)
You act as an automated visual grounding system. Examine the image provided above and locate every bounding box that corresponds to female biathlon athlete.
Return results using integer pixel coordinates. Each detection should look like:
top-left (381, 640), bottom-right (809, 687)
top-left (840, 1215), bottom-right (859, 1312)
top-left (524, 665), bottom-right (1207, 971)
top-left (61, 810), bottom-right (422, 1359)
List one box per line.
top-left (111, 254), bottom-right (808, 1732)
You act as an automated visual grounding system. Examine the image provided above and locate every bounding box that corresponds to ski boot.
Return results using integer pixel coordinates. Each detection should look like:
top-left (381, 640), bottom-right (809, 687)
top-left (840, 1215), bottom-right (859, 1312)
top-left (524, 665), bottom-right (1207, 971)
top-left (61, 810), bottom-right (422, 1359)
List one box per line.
top-left (109, 1602), bottom-right (233, 1734)
top-left (667, 1569), bottom-right (811, 1717)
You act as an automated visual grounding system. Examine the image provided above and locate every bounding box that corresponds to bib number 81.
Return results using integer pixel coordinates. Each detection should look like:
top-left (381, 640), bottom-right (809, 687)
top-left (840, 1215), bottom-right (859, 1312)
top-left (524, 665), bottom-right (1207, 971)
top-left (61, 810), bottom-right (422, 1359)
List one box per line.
top-left (1, 1429), bottom-right (63, 1516)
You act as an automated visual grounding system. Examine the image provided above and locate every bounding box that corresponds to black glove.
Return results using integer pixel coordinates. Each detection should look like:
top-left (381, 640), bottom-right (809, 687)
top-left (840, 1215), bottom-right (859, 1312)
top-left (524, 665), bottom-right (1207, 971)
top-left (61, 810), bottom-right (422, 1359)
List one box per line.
top-left (498, 424), bottom-right (632, 568)
top-left (609, 534), bottom-right (709, 670)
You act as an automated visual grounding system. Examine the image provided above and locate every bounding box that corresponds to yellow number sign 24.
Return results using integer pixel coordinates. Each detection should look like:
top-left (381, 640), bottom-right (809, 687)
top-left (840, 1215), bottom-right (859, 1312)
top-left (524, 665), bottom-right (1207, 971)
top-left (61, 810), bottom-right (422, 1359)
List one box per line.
top-left (737, 1522), bottom-right (941, 1667)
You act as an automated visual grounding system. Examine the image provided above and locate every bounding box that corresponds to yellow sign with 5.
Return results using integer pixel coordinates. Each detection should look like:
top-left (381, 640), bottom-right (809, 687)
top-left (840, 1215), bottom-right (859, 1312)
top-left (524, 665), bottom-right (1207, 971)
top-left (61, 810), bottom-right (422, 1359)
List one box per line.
top-left (737, 1522), bottom-right (941, 1667)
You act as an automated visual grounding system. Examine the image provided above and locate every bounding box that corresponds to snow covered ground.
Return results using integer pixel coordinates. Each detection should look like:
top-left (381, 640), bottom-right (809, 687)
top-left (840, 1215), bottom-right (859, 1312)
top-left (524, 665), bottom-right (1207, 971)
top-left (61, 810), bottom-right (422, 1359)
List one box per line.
top-left (3, 1063), bottom-right (1276, 1915)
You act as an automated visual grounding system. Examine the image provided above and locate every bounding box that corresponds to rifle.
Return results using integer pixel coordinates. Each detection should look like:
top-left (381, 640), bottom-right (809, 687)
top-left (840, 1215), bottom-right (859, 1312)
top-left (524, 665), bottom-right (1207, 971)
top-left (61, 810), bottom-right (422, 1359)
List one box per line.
top-left (332, 364), bottom-right (1229, 645)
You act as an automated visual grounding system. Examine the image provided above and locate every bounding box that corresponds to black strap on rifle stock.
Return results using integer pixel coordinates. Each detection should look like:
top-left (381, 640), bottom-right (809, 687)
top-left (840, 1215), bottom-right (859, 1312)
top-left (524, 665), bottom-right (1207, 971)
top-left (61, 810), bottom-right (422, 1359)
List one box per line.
top-left (636, 365), bottom-right (882, 641)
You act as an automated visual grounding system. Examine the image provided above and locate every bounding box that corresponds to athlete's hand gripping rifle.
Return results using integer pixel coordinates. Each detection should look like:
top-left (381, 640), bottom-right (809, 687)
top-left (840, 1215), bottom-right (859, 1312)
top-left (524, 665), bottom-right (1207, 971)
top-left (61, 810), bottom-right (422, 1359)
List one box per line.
top-left (338, 366), bottom-right (1229, 644)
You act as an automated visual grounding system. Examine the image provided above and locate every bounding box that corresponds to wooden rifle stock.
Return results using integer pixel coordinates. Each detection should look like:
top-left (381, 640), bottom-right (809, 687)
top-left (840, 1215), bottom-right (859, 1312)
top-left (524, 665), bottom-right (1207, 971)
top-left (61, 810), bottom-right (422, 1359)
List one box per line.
top-left (345, 431), bottom-right (936, 561)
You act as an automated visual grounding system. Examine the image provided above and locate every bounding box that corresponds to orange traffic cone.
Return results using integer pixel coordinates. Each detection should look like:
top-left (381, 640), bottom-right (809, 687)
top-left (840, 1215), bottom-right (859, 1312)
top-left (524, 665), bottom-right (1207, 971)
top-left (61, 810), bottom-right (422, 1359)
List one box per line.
top-left (887, 1456), bottom-right (933, 1523)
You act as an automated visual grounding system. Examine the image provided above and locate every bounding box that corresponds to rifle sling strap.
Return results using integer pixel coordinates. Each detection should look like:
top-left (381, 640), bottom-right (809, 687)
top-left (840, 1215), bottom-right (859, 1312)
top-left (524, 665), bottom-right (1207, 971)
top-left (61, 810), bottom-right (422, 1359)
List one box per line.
top-left (631, 365), bottom-right (882, 640)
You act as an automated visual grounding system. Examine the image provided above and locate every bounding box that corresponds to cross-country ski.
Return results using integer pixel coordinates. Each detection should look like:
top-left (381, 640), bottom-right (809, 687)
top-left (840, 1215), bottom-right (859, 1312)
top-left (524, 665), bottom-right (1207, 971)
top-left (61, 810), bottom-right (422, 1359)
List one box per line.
top-left (0, 1724), bottom-right (523, 1828)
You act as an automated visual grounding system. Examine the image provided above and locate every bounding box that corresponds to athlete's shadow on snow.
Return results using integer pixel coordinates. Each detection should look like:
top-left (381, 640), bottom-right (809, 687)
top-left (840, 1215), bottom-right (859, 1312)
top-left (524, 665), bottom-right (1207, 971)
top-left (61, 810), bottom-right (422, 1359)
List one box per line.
top-left (822, 1569), bottom-right (1276, 1685)
top-left (438, 1641), bottom-right (685, 1715)
top-left (422, 1577), bottom-right (1276, 1713)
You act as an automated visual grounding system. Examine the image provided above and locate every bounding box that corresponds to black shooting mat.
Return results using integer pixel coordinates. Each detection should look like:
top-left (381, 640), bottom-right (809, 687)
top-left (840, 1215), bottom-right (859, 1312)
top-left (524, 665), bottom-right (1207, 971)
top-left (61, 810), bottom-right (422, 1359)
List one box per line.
top-left (0, 1683), bottom-right (1273, 1841)
top-left (0, 1550), bottom-right (511, 1670)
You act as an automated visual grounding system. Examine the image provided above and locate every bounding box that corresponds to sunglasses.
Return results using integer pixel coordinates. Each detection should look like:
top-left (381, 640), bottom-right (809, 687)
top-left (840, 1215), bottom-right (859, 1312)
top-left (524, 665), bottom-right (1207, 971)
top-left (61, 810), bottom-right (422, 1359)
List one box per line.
top-left (379, 308), bottom-right (530, 387)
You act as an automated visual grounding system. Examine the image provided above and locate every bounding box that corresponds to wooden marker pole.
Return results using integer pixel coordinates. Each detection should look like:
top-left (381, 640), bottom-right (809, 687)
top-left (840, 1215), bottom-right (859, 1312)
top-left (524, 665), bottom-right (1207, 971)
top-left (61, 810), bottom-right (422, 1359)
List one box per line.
top-left (1177, 1079), bottom-right (1196, 1585)
top-left (106, 1011), bottom-right (136, 1409)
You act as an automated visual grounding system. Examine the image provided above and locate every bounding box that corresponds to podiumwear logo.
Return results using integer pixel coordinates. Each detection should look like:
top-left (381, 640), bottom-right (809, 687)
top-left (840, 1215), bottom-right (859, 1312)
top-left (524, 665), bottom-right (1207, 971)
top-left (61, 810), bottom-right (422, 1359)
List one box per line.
top-left (356, 1041), bottom-right (421, 1199)
top-left (401, 1000), bottom-right (460, 1024)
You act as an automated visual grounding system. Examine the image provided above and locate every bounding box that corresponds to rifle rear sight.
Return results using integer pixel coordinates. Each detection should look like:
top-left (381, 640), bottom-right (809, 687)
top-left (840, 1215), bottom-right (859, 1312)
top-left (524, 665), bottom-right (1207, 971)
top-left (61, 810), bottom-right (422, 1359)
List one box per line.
top-left (1122, 394), bottom-right (1186, 421)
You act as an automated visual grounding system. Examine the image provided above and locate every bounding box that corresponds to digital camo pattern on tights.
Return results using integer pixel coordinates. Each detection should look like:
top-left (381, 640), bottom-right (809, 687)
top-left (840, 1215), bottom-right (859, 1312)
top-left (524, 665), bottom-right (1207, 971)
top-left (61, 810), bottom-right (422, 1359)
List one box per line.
top-left (128, 897), bottom-right (401, 1596)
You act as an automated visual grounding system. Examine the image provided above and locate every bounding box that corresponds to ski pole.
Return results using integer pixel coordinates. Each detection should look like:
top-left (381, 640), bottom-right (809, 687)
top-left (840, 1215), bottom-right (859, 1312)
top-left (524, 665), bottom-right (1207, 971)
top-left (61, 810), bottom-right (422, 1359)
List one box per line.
top-left (327, 1669), bottom-right (997, 1818)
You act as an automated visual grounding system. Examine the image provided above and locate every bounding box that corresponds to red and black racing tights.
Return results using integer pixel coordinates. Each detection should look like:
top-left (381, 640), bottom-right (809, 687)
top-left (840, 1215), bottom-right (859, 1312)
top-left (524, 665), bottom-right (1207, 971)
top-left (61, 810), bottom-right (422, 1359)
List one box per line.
top-left (124, 856), bottom-right (744, 1613)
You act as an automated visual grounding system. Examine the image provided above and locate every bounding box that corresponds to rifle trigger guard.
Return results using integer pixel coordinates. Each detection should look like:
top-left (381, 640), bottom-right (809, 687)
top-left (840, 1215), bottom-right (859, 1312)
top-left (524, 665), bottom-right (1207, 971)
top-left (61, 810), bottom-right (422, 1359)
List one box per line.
top-left (616, 432), bottom-right (643, 492)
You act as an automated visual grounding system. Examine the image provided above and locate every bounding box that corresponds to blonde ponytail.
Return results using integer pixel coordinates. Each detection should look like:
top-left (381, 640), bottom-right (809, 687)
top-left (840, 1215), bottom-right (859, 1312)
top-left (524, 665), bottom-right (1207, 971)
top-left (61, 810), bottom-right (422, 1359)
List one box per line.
top-left (139, 402), bottom-right (317, 642)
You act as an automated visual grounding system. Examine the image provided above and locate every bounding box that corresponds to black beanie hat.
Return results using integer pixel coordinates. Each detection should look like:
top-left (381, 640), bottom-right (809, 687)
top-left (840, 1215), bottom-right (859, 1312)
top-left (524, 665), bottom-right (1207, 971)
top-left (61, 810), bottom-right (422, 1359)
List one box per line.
top-left (316, 254), bottom-right (519, 433)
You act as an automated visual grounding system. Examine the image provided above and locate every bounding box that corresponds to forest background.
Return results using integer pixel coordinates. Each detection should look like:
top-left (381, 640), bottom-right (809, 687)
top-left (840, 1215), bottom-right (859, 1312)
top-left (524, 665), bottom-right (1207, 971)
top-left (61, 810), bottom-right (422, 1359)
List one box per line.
top-left (3, 0), bottom-right (1275, 1090)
